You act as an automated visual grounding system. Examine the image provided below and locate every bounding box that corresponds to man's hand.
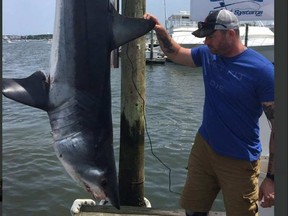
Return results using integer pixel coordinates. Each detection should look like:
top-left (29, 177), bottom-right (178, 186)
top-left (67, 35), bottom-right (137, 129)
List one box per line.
top-left (259, 177), bottom-right (275, 208)
top-left (144, 13), bottom-right (165, 33)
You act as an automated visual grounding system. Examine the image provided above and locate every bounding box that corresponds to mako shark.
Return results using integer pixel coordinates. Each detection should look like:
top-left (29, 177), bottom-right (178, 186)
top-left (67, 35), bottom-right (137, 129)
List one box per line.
top-left (2, 0), bottom-right (155, 209)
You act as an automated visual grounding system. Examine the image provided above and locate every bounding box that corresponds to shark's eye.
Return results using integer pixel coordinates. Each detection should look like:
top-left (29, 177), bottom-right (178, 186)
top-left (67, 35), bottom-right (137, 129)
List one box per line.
top-left (101, 179), bottom-right (108, 188)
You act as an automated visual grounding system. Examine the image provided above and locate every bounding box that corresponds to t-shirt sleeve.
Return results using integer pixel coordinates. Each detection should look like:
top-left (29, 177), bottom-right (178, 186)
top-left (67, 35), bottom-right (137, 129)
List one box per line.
top-left (257, 63), bottom-right (274, 102)
top-left (191, 45), bottom-right (206, 67)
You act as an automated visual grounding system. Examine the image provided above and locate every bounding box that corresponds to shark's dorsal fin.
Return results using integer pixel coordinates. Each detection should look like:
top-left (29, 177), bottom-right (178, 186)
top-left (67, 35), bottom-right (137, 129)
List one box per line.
top-left (110, 6), bottom-right (155, 50)
top-left (2, 71), bottom-right (50, 111)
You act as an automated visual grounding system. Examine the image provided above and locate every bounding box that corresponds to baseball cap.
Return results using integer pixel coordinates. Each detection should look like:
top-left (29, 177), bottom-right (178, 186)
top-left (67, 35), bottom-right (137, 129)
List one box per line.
top-left (192, 9), bottom-right (239, 38)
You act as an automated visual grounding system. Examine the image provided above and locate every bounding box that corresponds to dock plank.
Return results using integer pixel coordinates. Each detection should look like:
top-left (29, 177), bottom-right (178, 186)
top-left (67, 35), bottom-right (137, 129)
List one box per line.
top-left (74, 205), bottom-right (226, 216)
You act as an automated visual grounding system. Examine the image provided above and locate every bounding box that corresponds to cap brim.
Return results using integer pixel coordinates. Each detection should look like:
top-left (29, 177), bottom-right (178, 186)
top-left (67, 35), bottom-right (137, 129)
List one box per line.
top-left (192, 29), bottom-right (215, 38)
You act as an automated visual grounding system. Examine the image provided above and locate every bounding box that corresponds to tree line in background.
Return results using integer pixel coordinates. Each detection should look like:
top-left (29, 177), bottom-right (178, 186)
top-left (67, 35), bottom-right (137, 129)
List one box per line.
top-left (3, 34), bottom-right (53, 41)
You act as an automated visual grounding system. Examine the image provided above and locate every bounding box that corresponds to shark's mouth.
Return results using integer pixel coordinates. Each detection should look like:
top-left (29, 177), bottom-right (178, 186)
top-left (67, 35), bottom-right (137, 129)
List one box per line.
top-left (83, 182), bottom-right (107, 201)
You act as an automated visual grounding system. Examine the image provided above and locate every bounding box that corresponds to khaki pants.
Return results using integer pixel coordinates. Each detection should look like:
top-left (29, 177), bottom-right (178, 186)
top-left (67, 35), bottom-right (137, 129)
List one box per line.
top-left (180, 133), bottom-right (260, 216)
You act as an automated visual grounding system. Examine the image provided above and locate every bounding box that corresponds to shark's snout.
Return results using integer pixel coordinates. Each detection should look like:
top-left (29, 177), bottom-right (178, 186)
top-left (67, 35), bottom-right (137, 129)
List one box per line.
top-left (82, 168), bottom-right (120, 209)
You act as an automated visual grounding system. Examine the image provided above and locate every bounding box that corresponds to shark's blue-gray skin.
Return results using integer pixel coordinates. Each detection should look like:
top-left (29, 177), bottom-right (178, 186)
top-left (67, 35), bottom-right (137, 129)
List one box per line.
top-left (2, 0), bottom-right (155, 209)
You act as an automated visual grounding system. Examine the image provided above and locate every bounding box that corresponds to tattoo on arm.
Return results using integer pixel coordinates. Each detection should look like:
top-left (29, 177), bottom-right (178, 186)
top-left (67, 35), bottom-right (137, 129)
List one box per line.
top-left (158, 35), bottom-right (175, 54)
top-left (263, 102), bottom-right (275, 174)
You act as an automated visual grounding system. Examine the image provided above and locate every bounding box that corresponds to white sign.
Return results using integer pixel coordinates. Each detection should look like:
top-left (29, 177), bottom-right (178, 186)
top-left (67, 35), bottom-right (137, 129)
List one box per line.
top-left (190, 0), bottom-right (274, 21)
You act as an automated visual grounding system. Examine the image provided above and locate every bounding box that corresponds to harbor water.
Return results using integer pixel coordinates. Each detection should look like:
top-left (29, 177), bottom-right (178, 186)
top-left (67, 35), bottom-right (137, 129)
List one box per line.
top-left (2, 41), bottom-right (271, 216)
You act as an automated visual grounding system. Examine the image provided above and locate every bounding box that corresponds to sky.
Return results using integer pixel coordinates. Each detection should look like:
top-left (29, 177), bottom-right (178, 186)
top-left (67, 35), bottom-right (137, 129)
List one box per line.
top-left (2, 0), bottom-right (190, 35)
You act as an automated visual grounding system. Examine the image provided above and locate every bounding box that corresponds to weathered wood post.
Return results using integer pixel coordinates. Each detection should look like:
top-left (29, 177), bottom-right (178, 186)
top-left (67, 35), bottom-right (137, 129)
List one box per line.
top-left (150, 30), bottom-right (154, 60)
top-left (119, 0), bottom-right (148, 207)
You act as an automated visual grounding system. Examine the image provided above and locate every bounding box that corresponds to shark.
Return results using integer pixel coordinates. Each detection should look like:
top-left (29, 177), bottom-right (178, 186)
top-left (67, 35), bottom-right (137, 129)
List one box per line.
top-left (2, 0), bottom-right (155, 210)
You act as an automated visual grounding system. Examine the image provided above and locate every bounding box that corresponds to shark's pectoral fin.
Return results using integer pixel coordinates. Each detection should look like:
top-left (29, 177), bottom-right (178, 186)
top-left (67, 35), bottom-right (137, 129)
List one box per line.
top-left (111, 8), bottom-right (155, 50)
top-left (2, 71), bottom-right (50, 111)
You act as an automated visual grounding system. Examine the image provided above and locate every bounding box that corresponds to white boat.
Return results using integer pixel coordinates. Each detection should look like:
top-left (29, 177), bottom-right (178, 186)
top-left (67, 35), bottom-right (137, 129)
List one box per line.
top-left (145, 32), bottom-right (166, 64)
top-left (239, 21), bottom-right (274, 62)
top-left (146, 44), bottom-right (166, 64)
top-left (166, 11), bottom-right (202, 48)
top-left (166, 11), bottom-right (274, 62)
top-left (3, 36), bottom-right (13, 43)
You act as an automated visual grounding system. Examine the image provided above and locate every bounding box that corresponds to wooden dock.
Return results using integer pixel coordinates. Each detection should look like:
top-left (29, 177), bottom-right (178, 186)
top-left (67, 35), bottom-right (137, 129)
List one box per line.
top-left (72, 204), bottom-right (226, 216)
top-left (71, 156), bottom-right (271, 216)
top-left (146, 57), bottom-right (166, 65)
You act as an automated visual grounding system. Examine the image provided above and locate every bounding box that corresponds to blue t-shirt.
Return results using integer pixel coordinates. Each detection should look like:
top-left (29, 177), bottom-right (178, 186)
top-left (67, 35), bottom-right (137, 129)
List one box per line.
top-left (192, 45), bottom-right (274, 161)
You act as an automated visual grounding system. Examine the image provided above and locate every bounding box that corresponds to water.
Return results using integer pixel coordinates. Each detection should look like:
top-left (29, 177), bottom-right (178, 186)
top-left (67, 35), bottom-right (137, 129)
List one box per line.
top-left (2, 41), bottom-right (271, 215)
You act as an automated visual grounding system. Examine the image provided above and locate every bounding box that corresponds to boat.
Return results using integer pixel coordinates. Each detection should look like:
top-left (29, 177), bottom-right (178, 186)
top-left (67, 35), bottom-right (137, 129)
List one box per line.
top-left (166, 11), bottom-right (274, 62)
top-left (145, 45), bottom-right (166, 65)
top-left (166, 11), bottom-right (202, 48)
top-left (239, 21), bottom-right (274, 62)
top-left (3, 35), bottom-right (13, 43)
top-left (145, 31), bottom-right (166, 65)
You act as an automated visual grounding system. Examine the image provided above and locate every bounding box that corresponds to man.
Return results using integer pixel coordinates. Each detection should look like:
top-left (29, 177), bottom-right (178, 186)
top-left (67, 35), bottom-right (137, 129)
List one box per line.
top-left (144, 9), bottom-right (275, 216)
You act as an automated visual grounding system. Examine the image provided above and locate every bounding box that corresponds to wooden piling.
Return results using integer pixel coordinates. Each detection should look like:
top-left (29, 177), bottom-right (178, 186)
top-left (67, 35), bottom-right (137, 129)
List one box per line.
top-left (119, 0), bottom-right (147, 207)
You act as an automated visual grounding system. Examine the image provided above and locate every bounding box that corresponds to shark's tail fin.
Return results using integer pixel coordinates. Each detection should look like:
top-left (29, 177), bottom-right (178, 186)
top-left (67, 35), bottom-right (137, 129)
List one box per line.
top-left (2, 71), bottom-right (50, 111)
top-left (110, 6), bottom-right (155, 50)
